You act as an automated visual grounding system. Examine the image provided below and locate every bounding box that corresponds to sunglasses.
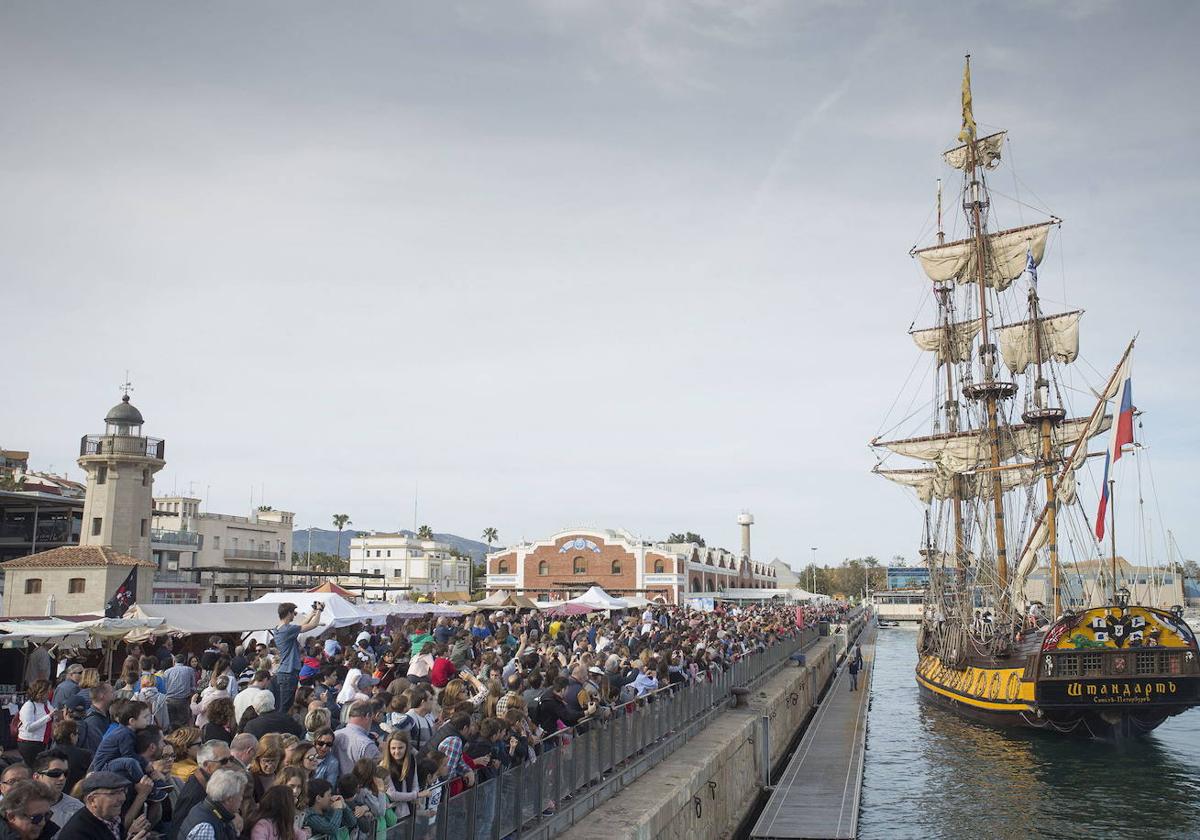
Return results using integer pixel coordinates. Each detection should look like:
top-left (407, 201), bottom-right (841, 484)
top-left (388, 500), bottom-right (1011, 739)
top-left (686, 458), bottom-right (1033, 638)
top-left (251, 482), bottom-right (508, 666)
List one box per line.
top-left (218, 757), bottom-right (235, 766)
top-left (315, 741), bottom-right (333, 748)
top-left (24, 814), bottom-right (48, 825)
top-left (36, 769), bottom-right (67, 779)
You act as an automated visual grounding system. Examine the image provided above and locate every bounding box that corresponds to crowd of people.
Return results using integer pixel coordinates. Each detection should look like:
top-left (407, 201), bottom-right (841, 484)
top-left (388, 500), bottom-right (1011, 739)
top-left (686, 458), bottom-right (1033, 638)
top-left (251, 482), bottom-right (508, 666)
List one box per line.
top-left (3, 598), bottom-right (848, 840)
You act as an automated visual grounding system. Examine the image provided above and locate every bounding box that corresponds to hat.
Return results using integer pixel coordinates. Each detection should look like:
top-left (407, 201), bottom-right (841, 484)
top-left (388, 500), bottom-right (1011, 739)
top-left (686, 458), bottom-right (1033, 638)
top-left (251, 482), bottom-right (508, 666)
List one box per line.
top-left (588, 666), bottom-right (604, 676)
top-left (81, 772), bottom-right (132, 794)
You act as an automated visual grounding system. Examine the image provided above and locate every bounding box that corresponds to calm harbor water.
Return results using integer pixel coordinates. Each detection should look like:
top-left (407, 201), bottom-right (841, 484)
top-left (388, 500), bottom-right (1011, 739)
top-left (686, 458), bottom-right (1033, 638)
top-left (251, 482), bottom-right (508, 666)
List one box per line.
top-left (859, 626), bottom-right (1200, 839)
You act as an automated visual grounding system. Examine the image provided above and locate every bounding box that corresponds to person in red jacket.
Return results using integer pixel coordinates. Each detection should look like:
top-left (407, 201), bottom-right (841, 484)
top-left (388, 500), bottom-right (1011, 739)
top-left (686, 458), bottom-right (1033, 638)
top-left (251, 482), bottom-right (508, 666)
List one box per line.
top-left (428, 645), bottom-right (455, 689)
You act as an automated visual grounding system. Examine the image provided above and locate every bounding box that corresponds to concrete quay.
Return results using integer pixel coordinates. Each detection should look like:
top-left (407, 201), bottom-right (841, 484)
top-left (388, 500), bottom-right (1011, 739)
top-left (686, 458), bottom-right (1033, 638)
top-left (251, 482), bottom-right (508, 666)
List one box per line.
top-left (751, 624), bottom-right (875, 839)
top-left (558, 614), bottom-right (869, 840)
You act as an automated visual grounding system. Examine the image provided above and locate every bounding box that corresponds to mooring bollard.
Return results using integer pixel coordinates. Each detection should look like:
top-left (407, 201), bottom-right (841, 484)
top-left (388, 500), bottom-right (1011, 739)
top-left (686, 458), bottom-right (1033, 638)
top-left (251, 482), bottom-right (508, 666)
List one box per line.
top-left (731, 686), bottom-right (751, 708)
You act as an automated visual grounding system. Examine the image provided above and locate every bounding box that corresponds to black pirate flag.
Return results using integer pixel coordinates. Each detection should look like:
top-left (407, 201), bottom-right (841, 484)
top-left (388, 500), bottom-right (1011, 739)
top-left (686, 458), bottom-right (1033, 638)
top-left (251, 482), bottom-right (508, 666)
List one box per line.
top-left (105, 567), bottom-right (138, 618)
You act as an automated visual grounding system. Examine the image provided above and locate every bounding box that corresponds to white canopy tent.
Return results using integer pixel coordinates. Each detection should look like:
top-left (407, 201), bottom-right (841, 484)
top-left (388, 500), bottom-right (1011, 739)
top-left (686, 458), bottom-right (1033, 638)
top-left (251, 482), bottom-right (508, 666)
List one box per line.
top-left (126, 602), bottom-right (282, 639)
top-left (0, 617), bottom-right (165, 646)
top-left (567, 586), bottom-right (629, 611)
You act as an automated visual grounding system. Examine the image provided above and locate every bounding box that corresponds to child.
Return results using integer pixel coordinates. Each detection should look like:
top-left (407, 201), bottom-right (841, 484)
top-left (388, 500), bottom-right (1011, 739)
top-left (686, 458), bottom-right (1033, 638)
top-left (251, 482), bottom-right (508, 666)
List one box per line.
top-left (334, 774), bottom-right (375, 840)
top-left (350, 761), bottom-right (393, 840)
top-left (303, 779), bottom-right (358, 840)
top-left (415, 753), bottom-right (448, 831)
top-left (89, 699), bottom-right (151, 774)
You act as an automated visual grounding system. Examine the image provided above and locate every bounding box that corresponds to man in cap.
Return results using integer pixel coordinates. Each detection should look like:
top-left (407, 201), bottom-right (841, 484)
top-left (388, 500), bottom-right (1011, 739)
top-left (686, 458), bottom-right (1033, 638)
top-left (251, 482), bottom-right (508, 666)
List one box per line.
top-left (56, 773), bottom-right (149, 840)
top-left (0, 780), bottom-right (55, 840)
top-left (53, 667), bottom-right (84, 711)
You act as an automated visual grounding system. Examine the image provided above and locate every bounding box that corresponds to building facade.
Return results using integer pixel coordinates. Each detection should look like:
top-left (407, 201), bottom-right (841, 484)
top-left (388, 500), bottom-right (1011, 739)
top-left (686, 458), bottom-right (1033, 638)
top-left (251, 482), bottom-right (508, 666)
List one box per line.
top-left (347, 533), bottom-right (471, 600)
top-left (885, 566), bottom-right (931, 590)
top-left (150, 498), bottom-right (295, 603)
top-left (484, 526), bottom-right (778, 605)
top-left (0, 545), bottom-right (154, 617)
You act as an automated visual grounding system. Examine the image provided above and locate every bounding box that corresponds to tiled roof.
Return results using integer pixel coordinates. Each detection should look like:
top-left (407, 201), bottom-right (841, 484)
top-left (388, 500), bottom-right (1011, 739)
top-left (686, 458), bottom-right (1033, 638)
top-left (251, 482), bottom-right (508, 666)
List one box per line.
top-left (0, 545), bottom-right (156, 569)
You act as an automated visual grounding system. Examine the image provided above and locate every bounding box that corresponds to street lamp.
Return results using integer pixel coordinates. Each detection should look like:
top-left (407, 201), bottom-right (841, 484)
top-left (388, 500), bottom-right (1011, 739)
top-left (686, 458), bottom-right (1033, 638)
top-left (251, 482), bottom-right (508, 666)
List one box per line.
top-left (810, 547), bottom-right (817, 593)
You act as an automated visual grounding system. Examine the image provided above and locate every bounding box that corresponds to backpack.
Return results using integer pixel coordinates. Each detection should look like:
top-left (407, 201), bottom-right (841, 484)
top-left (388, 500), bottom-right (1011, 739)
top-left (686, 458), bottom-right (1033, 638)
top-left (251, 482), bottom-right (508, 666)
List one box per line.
top-left (525, 690), bottom-right (545, 727)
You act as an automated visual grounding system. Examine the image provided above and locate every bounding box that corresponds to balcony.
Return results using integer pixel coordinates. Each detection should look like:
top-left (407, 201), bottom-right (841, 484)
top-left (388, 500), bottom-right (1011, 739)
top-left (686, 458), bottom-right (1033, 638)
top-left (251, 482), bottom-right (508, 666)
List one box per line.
top-left (151, 529), bottom-right (202, 547)
top-left (224, 548), bottom-right (283, 562)
top-left (80, 435), bottom-right (166, 460)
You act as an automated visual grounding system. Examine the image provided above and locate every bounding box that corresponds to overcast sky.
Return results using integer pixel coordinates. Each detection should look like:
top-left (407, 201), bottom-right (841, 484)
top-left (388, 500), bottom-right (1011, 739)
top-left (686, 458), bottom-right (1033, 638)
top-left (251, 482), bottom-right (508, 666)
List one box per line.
top-left (3, 2), bottom-right (1197, 570)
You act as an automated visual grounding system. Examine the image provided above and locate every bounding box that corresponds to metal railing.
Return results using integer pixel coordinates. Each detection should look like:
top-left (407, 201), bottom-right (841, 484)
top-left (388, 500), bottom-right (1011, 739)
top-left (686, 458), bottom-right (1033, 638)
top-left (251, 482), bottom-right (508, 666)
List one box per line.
top-left (223, 548), bottom-right (282, 561)
top-left (151, 529), bottom-right (202, 547)
top-left (79, 434), bottom-right (165, 459)
top-left (383, 625), bottom-right (820, 840)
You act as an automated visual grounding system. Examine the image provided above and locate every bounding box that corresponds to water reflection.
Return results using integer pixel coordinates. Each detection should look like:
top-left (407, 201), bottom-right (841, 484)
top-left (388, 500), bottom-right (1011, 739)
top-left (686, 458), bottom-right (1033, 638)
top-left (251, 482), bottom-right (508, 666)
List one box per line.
top-left (860, 627), bottom-right (1200, 839)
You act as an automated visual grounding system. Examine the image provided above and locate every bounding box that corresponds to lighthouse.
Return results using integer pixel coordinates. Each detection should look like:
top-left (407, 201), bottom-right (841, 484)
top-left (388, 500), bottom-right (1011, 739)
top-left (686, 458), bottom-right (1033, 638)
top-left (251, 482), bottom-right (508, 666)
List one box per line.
top-left (77, 392), bottom-right (166, 562)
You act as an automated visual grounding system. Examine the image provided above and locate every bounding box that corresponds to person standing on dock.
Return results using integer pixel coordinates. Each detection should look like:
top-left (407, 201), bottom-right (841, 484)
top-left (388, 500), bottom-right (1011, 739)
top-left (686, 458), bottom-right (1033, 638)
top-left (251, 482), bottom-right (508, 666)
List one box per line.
top-left (848, 645), bottom-right (863, 692)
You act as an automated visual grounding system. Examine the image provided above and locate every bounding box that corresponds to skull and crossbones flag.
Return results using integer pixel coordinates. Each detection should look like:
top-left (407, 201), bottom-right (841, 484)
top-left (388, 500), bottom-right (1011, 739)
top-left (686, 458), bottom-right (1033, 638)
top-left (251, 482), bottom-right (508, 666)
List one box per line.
top-left (105, 567), bottom-right (138, 618)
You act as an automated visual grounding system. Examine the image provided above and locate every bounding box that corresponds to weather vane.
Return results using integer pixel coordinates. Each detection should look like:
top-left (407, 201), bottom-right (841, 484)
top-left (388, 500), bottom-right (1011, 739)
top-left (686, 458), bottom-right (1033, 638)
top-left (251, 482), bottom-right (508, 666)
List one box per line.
top-left (120, 370), bottom-right (133, 398)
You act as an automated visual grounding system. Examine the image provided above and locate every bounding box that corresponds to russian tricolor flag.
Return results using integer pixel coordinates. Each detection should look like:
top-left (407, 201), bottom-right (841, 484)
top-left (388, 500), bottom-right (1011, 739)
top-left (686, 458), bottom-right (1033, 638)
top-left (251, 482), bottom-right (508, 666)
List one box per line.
top-left (1095, 358), bottom-right (1135, 541)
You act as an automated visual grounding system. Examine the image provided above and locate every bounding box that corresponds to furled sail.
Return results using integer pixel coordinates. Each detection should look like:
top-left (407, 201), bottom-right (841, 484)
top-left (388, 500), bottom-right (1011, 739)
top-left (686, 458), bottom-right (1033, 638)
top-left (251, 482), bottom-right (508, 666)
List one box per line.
top-left (996, 311), bottom-right (1083, 375)
top-left (913, 221), bottom-right (1052, 291)
top-left (875, 464), bottom-right (1075, 504)
top-left (943, 131), bottom-right (1006, 171)
top-left (910, 318), bottom-right (981, 364)
top-left (872, 415), bottom-right (1110, 473)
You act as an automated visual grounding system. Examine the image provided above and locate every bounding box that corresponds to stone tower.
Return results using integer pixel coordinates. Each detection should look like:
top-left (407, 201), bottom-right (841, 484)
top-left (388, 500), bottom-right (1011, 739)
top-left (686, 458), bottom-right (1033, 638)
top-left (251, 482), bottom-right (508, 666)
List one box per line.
top-left (77, 394), bottom-right (166, 562)
top-left (737, 511), bottom-right (754, 560)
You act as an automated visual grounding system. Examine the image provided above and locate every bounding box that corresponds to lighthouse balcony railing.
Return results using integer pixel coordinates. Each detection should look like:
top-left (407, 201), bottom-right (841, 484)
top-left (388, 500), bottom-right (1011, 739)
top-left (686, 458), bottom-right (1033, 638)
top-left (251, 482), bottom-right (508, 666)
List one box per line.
top-left (79, 435), bottom-right (166, 459)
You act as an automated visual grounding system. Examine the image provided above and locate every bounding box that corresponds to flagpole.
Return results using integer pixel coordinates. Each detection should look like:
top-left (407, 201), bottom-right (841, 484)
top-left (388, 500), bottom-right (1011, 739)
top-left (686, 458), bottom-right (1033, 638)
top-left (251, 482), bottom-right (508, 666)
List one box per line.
top-left (1109, 478), bottom-right (1117, 603)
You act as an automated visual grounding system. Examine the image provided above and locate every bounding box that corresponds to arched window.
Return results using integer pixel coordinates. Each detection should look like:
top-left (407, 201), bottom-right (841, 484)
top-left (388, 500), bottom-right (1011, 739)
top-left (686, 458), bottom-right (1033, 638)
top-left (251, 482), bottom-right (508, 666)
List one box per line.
top-left (611, 559), bottom-right (621, 575)
top-left (691, 576), bottom-right (701, 592)
top-left (573, 556), bottom-right (586, 575)
top-left (706, 579), bottom-right (715, 592)
top-left (538, 560), bottom-right (548, 576)
top-left (498, 559), bottom-right (510, 574)
top-left (25, 578), bottom-right (42, 594)
top-left (68, 578), bottom-right (86, 594)
top-left (654, 559), bottom-right (664, 574)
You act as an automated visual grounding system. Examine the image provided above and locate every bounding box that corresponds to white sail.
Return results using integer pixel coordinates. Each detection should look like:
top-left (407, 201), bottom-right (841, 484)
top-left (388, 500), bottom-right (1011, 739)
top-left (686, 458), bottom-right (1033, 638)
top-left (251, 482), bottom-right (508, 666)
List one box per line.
top-left (996, 311), bottom-right (1083, 375)
top-left (873, 415), bottom-right (1110, 473)
top-left (910, 318), bottom-right (981, 364)
top-left (913, 222), bottom-right (1052, 291)
top-left (943, 131), bottom-right (1006, 171)
top-left (876, 464), bottom-right (1077, 504)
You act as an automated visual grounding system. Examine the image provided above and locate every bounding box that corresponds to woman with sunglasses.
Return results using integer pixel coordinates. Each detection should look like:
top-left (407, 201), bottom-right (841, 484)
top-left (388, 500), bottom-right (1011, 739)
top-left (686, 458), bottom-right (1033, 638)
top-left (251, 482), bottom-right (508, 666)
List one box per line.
top-left (283, 742), bottom-right (320, 778)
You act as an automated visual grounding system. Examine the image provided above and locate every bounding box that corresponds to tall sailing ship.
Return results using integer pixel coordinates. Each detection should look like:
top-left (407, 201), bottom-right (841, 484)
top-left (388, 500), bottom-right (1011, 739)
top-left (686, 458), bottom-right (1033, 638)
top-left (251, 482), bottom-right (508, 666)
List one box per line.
top-left (870, 58), bottom-right (1199, 738)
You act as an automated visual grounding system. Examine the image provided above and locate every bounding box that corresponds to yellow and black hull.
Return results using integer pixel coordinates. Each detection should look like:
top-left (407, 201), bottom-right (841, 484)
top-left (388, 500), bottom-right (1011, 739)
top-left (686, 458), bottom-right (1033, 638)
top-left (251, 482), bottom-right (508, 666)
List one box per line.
top-left (915, 605), bottom-right (1200, 738)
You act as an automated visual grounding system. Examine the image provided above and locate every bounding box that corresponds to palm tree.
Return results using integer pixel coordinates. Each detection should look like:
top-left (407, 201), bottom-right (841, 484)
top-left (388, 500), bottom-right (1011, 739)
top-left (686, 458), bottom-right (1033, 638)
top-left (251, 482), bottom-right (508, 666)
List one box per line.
top-left (417, 524), bottom-right (434, 540)
top-left (481, 527), bottom-right (498, 546)
top-left (332, 513), bottom-right (352, 560)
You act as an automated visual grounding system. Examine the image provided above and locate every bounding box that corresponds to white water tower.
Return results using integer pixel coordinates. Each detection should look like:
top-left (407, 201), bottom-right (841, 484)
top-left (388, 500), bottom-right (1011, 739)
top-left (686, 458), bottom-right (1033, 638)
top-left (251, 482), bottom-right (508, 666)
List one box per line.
top-left (737, 511), bottom-right (754, 560)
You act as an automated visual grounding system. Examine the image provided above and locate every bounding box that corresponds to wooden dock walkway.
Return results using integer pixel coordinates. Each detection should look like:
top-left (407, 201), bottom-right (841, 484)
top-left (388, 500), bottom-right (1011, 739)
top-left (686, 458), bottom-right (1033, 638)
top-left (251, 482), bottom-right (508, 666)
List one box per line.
top-left (750, 625), bottom-right (876, 840)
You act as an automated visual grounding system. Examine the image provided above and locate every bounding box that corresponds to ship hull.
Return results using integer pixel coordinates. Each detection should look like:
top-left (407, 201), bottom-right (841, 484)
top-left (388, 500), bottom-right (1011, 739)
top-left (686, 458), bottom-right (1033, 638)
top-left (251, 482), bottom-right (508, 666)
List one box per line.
top-left (916, 675), bottom-right (1179, 738)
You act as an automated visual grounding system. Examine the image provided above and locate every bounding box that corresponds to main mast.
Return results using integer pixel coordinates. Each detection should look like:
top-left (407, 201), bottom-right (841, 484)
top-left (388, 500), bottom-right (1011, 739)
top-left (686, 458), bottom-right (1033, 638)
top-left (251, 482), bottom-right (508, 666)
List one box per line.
top-left (958, 55), bottom-right (1015, 615)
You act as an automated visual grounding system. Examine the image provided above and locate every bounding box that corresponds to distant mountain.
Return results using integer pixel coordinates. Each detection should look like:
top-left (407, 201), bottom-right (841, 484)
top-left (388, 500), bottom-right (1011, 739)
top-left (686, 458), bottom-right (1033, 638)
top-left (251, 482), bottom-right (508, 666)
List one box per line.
top-left (292, 527), bottom-right (499, 562)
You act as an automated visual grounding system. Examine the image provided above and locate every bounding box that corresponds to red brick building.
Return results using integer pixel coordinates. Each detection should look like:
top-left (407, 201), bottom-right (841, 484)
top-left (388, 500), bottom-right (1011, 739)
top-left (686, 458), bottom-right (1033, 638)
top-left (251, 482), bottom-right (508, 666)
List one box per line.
top-left (485, 528), bottom-right (776, 604)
